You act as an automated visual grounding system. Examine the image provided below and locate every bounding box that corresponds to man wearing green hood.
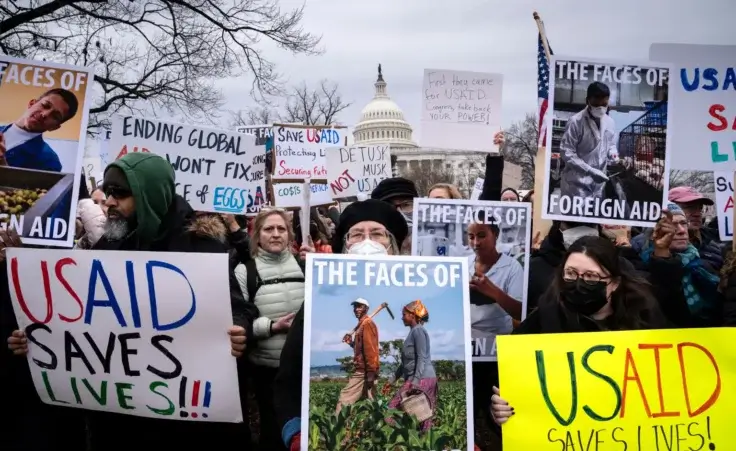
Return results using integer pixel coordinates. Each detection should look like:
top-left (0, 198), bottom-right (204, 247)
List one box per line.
top-left (88, 153), bottom-right (258, 448)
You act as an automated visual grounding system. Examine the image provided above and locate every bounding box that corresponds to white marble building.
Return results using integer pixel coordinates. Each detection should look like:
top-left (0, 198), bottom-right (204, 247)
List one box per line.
top-left (352, 65), bottom-right (522, 195)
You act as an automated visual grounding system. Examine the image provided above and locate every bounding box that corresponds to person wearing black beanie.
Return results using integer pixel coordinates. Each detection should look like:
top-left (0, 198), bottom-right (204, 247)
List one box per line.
top-left (331, 198), bottom-right (408, 254)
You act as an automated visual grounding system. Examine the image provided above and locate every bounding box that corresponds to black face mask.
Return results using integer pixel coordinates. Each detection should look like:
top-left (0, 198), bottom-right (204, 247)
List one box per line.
top-left (560, 279), bottom-right (609, 316)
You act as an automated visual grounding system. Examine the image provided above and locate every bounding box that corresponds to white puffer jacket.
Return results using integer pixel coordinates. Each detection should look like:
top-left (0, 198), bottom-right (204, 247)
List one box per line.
top-left (75, 199), bottom-right (106, 249)
top-left (234, 249), bottom-right (304, 368)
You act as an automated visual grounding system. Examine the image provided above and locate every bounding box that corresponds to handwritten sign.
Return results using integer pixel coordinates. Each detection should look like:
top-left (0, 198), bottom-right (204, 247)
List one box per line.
top-left (273, 125), bottom-right (343, 181)
top-left (6, 248), bottom-right (243, 422)
top-left (111, 115), bottom-right (266, 215)
top-left (272, 182), bottom-right (332, 209)
top-left (497, 329), bottom-right (735, 450)
top-left (421, 69), bottom-right (503, 152)
top-left (650, 44), bottom-right (736, 171)
top-left (326, 144), bottom-right (391, 201)
top-left (714, 171), bottom-right (733, 241)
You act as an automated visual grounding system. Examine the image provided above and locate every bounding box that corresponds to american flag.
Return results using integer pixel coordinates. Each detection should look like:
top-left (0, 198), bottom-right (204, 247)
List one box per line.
top-left (537, 33), bottom-right (553, 147)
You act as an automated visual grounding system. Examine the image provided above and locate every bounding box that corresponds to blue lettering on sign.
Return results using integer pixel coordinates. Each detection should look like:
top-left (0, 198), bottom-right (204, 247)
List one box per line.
top-left (436, 246), bottom-right (446, 256)
top-left (213, 186), bottom-right (248, 213)
top-left (310, 184), bottom-right (328, 194)
top-left (680, 67), bottom-right (736, 92)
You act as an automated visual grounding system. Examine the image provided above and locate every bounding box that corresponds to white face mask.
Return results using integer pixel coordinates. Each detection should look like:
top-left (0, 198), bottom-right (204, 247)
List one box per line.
top-left (589, 106), bottom-right (607, 119)
top-left (561, 226), bottom-right (598, 249)
top-left (347, 239), bottom-right (388, 255)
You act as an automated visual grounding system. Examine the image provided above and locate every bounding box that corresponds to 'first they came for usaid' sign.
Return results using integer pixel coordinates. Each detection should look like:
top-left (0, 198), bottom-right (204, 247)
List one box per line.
top-left (6, 248), bottom-right (243, 422)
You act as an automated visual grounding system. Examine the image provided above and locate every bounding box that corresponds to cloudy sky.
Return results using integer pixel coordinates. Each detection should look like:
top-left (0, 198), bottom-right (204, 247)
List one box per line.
top-left (217, 0), bottom-right (734, 141)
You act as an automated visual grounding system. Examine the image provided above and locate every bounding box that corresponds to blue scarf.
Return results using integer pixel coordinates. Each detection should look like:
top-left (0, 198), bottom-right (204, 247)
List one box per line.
top-left (640, 243), bottom-right (720, 316)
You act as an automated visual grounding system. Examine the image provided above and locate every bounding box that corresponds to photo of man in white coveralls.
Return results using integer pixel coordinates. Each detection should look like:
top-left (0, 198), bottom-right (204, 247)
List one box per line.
top-left (559, 81), bottom-right (618, 201)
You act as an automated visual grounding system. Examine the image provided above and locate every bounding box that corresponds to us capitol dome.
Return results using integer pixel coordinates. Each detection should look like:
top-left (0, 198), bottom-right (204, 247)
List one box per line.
top-left (352, 64), bottom-right (418, 153)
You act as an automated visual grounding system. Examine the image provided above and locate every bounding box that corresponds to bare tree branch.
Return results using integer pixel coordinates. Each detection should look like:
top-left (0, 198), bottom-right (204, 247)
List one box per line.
top-left (281, 79), bottom-right (351, 126)
top-left (503, 112), bottom-right (538, 189)
top-left (229, 79), bottom-right (351, 127)
top-left (1, 0), bottom-right (323, 131)
top-left (670, 170), bottom-right (714, 194)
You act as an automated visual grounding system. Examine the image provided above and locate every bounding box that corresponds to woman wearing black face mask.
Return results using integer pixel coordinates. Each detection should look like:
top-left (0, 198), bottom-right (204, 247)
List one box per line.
top-left (489, 236), bottom-right (673, 427)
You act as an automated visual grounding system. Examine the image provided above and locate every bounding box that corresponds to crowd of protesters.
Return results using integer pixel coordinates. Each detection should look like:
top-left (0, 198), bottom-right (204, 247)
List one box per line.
top-left (2, 133), bottom-right (736, 451)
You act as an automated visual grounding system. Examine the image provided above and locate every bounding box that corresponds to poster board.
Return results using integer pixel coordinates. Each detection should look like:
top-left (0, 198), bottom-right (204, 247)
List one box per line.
top-left (470, 177), bottom-right (484, 200)
top-left (649, 44), bottom-right (736, 171)
top-left (411, 198), bottom-right (531, 361)
top-left (541, 56), bottom-right (673, 227)
top-left (272, 182), bottom-right (333, 209)
top-left (110, 115), bottom-right (267, 215)
top-left (497, 328), bottom-right (735, 450)
top-left (301, 253), bottom-right (474, 450)
top-left (325, 144), bottom-right (391, 201)
top-left (714, 171), bottom-right (733, 241)
top-left (421, 69), bottom-right (503, 153)
top-left (271, 124), bottom-right (346, 183)
top-left (0, 56), bottom-right (95, 247)
top-left (5, 248), bottom-right (243, 422)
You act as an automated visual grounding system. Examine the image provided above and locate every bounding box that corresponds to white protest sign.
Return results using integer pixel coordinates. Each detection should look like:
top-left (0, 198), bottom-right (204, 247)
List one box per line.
top-left (6, 248), bottom-right (242, 422)
top-left (714, 171), bottom-right (733, 241)
top-left (470, 177), bottom-right (484, 200)
top-left (272, 183), bottom-right (332, 209)
top-left (111, 115), bottom-right (267, 215)
top-left (272, 125), bottom-right (344, 181)
top-left (411, 198), bottom-right (531, 362)
top-left (326, 144), bottom-right (391, 200)
top-left (650, 44), bottom-right (736, 171)
top-left (421, 69), bottom-right (503, 152)
top-left (299, 180), bottom-right (311, 246)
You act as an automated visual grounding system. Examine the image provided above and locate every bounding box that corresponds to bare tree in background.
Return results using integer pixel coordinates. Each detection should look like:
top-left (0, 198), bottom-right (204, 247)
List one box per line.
top-left (0, 1), bottom-right (322, 134)
top-left (230, 79), bottom-right (351, 127)
top-left (282, 79), bottom-right (351, 126)
top-left (670, 170), bottom-right (715, 194)
top-left (230, 107), bottom-right (274, 127)
top-left (503, 113), bottom-right (538, 189)
top-left (398, 161), bottom-right (458, 196)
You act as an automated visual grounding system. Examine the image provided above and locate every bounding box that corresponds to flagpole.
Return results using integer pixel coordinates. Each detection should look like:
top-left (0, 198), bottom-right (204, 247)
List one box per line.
top-left (533, 12), bottom-right (552, 63)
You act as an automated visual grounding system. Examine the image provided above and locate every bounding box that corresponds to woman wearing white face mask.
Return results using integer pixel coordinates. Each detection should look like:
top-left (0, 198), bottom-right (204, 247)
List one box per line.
top-left (272, 198), bottom-right (408, 451)
top-left (558, 81), bottom-right (618, 207)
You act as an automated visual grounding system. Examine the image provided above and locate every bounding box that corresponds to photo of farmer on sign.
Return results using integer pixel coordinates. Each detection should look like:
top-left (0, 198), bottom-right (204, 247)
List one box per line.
top-left (302, 253), bottom-right (474, 451)
top-left (0, 56), bottom-right (93, 246)
top-left (542, 56), bottom-right (673, 227)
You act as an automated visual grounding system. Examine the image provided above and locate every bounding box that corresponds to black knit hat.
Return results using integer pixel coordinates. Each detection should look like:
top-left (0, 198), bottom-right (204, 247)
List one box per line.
top-left (332, 199), bottom-right (408, 254)
top-left (371, 177), bottom-right (418, 202)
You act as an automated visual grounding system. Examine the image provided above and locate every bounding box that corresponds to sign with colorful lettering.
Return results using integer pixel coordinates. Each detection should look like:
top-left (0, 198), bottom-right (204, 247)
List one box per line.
top-left (714, 171), bottom-right (733, 241)
top-left (650, 44), bottom-right (736, 171)
top-left (325, 144), bottom-right (391, 201)
top-left (111, 115), bottom-right (267, 215)
top-left (497, 328), bottom-right (735, 450)
top-left (5, 248), bottom-right (243, 422)
top-left (272, 124), bottom-right (344, 182)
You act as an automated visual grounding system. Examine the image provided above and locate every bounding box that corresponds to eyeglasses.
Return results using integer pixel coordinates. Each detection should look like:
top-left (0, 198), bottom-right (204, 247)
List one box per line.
top-left (104, 186), bottom-right (132, 200)
top-left (563, 268), bottom-right (610, 285)
top-left (346, 229), bottom-right (391, 244)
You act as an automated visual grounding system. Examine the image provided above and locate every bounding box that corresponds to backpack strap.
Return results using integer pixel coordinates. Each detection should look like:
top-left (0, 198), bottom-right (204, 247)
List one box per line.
top-left (245, 259), bottom-right (261, 302)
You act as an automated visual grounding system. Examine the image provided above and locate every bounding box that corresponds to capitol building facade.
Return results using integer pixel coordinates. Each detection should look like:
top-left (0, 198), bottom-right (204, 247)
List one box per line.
top-left (351, 65), bottom-right (521, 195)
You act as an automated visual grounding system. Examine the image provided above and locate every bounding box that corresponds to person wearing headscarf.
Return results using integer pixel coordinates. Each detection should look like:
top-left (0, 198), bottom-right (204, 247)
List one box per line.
top-left (387, 300), bottom-right (437, 432)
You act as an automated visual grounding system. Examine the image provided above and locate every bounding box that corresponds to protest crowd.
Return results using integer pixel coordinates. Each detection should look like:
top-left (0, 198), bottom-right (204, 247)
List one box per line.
top-left (1, 10), bottom-right (734, 451)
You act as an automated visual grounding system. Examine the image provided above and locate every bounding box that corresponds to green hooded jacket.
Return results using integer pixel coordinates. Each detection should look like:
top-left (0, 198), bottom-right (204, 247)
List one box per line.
top-left (105, 153), bottom-right (175, 244)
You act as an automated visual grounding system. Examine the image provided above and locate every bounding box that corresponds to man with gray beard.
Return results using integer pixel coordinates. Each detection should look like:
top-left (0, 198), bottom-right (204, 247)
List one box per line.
top-left (87, 152), bottom-right (259, 450)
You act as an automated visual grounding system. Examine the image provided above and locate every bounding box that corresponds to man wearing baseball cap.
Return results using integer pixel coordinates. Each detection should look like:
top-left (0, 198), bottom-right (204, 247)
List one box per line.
top-left (668, 186), bottom-right (714, 231)
top-left (336, 297), bottom-right (380, 414)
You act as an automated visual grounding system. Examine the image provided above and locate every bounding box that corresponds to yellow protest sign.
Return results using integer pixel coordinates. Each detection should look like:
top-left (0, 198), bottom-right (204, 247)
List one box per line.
top-left (498, 328), bottom-right (736, 451)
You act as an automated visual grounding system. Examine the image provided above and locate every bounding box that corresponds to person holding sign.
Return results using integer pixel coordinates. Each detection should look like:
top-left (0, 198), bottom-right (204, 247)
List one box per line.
top-left (274, 199), bottom-right (409, 451)
top-left (491, 236), bottom-right (669, 425)
top-left (4, 153), bottom-right (259, 448)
